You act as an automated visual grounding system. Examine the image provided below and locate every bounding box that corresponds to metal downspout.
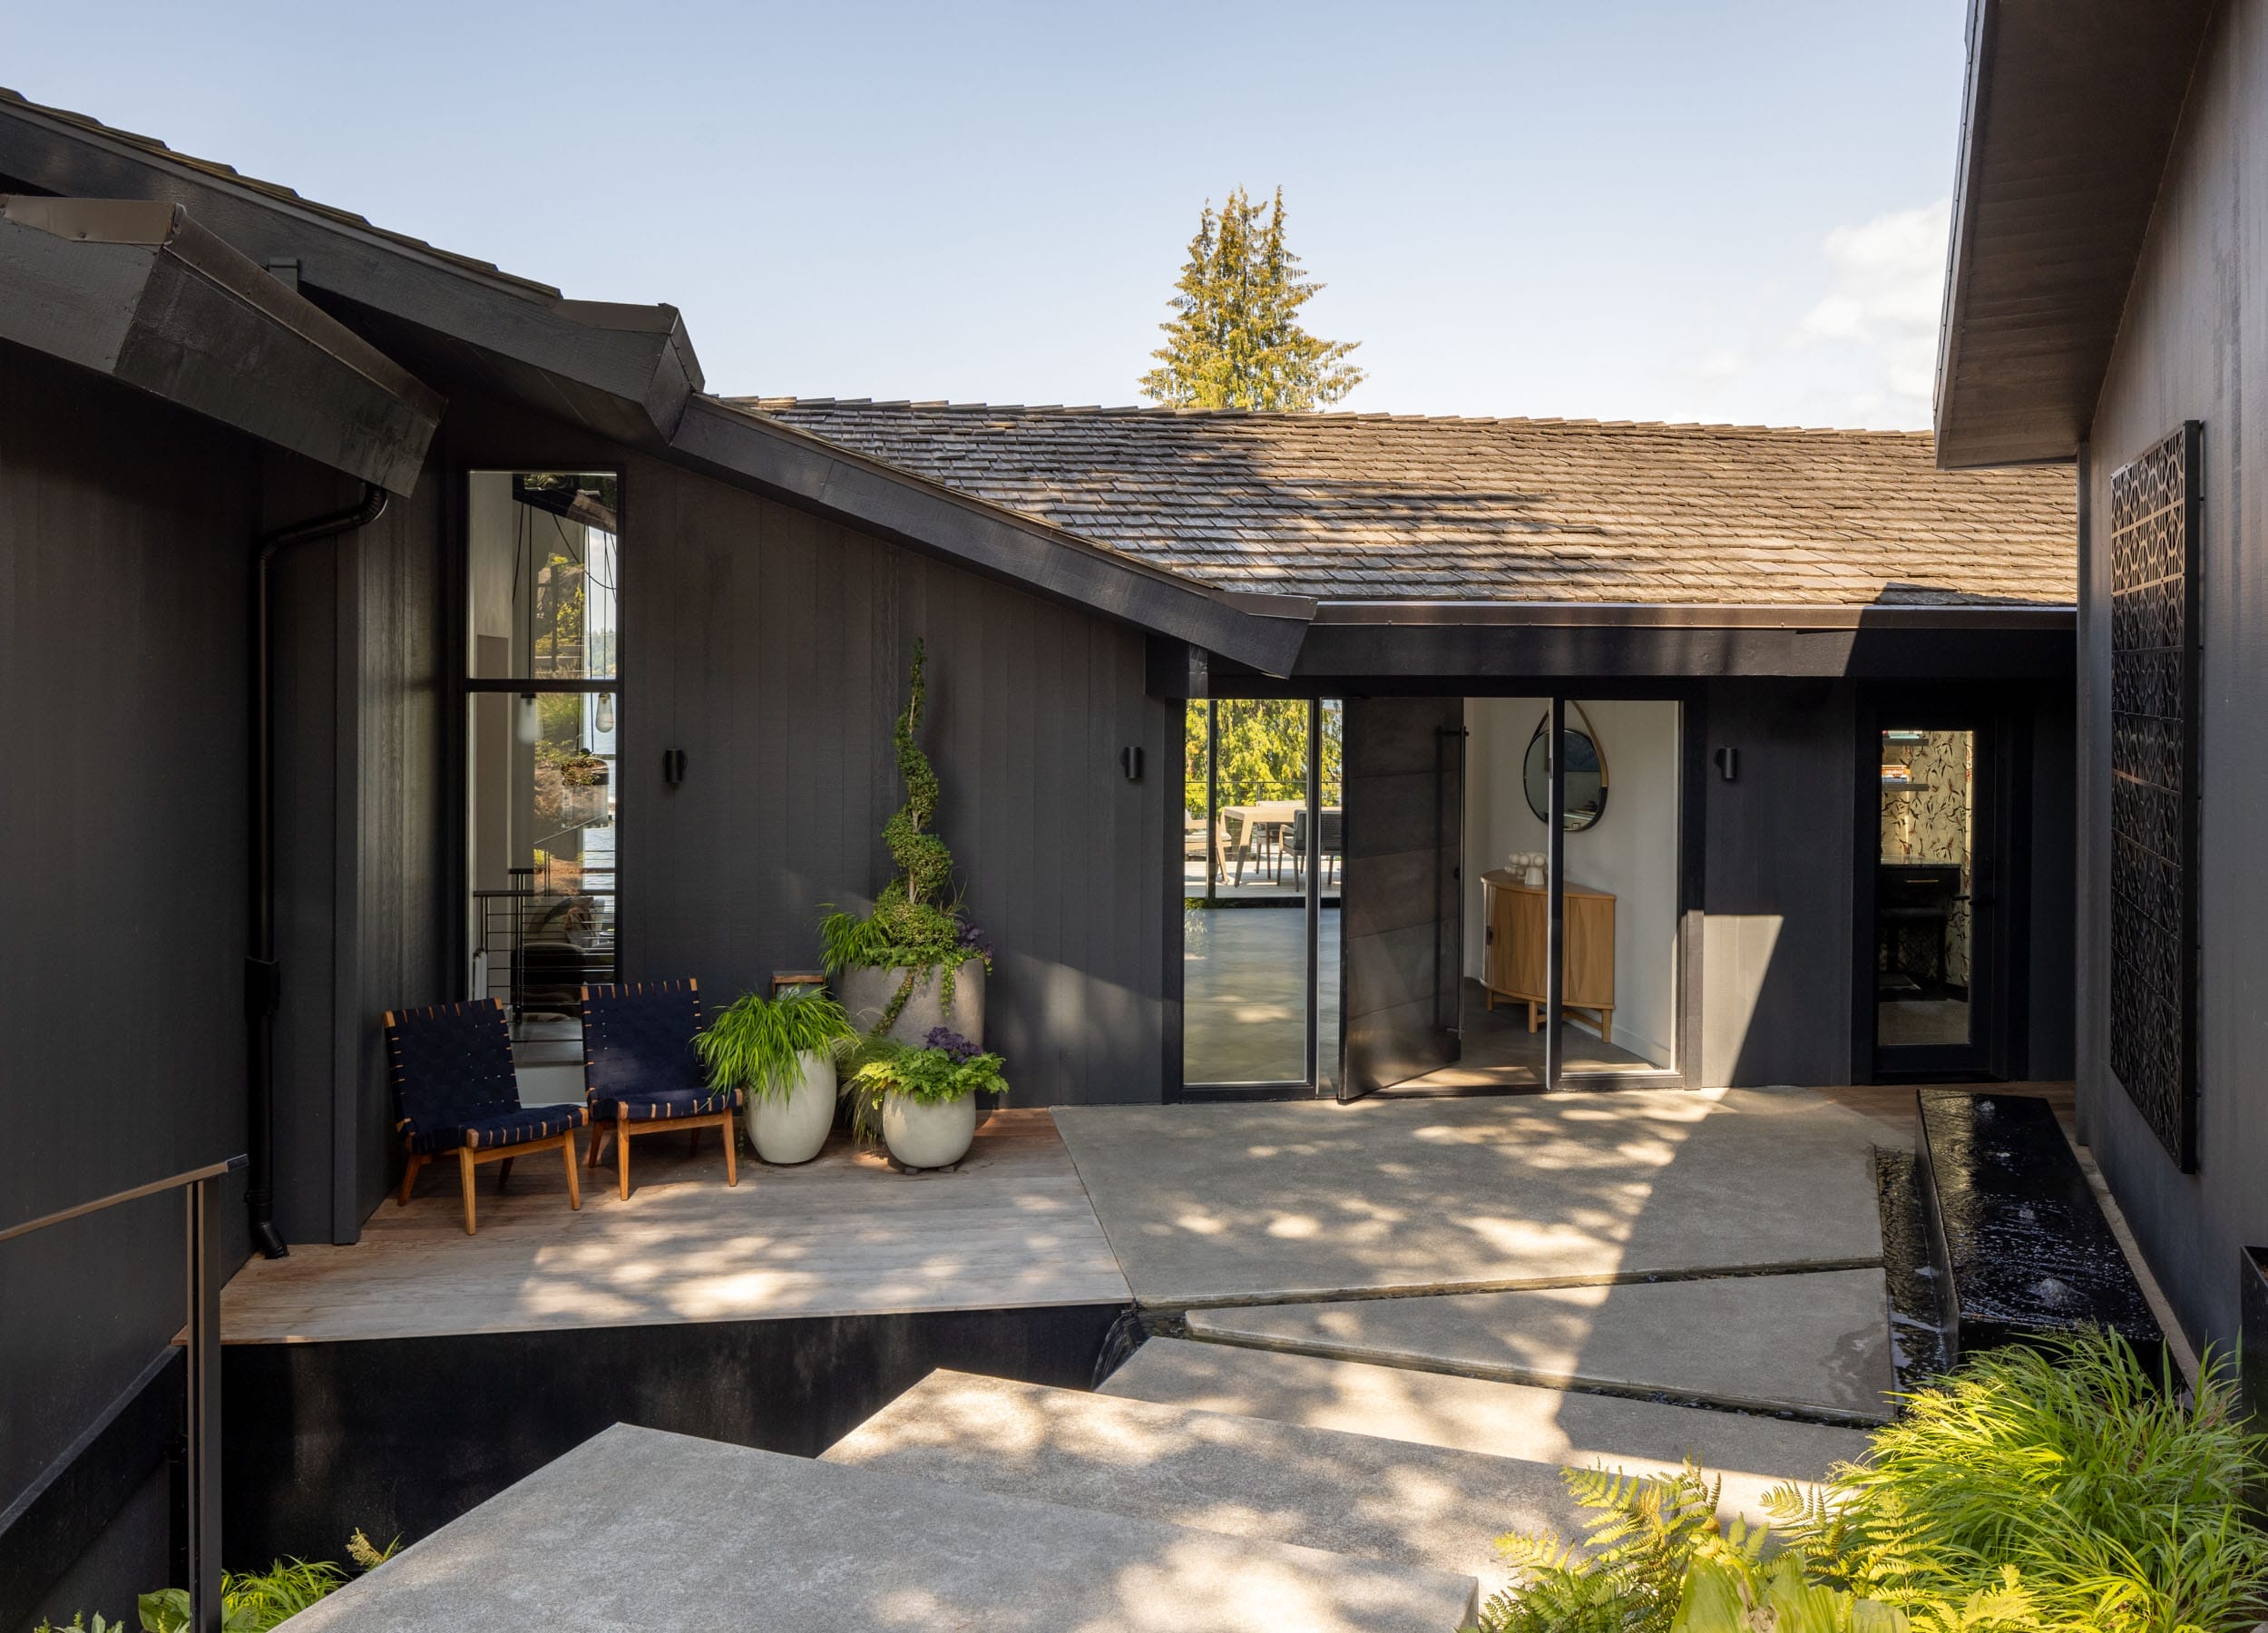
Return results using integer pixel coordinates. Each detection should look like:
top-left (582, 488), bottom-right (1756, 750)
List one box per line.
top-left (248, 483), bottom-right (388, 1260)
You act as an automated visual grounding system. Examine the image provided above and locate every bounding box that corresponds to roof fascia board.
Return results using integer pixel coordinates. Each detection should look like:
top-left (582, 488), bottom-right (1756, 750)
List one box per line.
top-left (1281, 621), bottom-right (2074, 684)
top-left (1311, 600), bottom-right (2075, 631)
top-left (0, 196), bottom-right (441, 490)
top-left (672, 398), bottom-right (1314, 674)
top-left (0, 101), bottom-right (700, 444)
top-left (1932, 0), bottom-right (1996, 450)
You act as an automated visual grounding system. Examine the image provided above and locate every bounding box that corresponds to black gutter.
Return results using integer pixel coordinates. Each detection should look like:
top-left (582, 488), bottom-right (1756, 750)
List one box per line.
top-left (247, 485), bottom-right (388, 1259)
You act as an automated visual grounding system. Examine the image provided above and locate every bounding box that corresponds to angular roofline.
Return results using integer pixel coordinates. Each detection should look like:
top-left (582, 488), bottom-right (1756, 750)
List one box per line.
top-left (0, 194), bottom-right (441, 490)
top-left (737, 396), bottom-right (1941, 439)
top-left (0, 88), bottom-right (1314, 674)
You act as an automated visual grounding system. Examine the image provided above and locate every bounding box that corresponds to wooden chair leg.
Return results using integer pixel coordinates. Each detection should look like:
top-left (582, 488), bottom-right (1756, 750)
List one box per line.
top-left (561, 1132), bottom-right (582, 1209)
top-left (723, 1113), bottom-right (738, 1188)
top-left (496, 1156), bottom-right (513, 1190)
top-left (689, 1127), bottom-right (701, 1157)
top-left (618, 1120), bottom-right (632, 1200)
top-left (586, 1120), bottom-right (605, 1169)
top-left (457, 1147), bottom-right (479, 1236)
top-left (397, 1152), bottom-right (425, 1207)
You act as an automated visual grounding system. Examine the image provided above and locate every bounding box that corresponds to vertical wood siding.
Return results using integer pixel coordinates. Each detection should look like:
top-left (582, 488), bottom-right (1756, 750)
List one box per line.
top-left (621, 455), bottom-right (1171, 1107)
top-left (0, 342), bottom-right (260, 1577)
top-left (2081, 0), bottom-right (2268, 1348)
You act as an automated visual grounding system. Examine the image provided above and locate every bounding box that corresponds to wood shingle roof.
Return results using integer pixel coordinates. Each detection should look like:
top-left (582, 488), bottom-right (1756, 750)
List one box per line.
top-left (742, 400), bottom-right (2077, 608)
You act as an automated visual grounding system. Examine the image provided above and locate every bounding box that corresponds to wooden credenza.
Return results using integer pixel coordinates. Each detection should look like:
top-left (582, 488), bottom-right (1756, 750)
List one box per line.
top-left (1481, 869), bottom-right (1616, 1033)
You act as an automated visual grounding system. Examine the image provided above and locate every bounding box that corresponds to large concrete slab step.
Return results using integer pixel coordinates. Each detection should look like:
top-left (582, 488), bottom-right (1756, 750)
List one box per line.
top-left (1052, 1090), bottom-right (1888, 1306)
top-left (1184, 1267), bottom-right (1897, 1425)
top-left (827, 1367), bottom-right (1584, 1600)
top-left (1103, 1336), bottom-right (1874, 1520)
top-left (283, 1423), bottom-right (1476, 1633)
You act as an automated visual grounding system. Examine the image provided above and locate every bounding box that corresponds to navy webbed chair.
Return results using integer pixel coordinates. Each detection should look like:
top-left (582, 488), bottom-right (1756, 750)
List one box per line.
top-left (383, 998), bottom-right (586, 1235)
top-left (582, 979), bottom-right (742, 1199)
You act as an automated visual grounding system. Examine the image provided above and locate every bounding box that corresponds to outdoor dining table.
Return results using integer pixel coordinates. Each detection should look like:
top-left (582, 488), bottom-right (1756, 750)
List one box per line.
top-left (1218, 801), bottom-right (1341, 885)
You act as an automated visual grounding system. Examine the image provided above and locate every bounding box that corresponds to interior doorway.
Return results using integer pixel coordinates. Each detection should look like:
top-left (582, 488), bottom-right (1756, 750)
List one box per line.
top-left (1861, 709), bottom-right (2009, 1079)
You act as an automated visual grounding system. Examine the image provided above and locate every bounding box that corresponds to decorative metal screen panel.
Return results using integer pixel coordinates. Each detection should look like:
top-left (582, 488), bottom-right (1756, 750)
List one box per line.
top-left (2107, 423), bottom-right (2201, 1171)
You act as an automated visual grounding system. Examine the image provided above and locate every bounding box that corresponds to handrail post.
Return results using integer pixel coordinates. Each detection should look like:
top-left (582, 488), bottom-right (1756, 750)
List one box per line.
top-left (184, 1176), bottom-right (222, 1633)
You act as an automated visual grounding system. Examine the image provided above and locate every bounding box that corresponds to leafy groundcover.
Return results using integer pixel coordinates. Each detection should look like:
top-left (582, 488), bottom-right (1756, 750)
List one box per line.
top-left (1477, 1332), bottom-right (2268, 1633)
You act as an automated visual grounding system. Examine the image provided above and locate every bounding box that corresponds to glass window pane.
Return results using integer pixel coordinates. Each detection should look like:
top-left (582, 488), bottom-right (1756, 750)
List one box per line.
top-left (469, 470), bottom-right (620, 680)
top-left (1877, 728), bottom-right (1974, 1049)
top-left (1183, 699), bottom-right (1313, 1083)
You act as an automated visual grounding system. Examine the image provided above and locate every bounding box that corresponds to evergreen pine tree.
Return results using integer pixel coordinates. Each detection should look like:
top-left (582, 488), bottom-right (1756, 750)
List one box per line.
top-left (1139, 186), bottom-right (1364, 411)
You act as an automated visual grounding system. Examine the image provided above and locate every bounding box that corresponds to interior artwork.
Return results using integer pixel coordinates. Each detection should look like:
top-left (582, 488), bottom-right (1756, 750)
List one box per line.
top-left (1876, 728), bottom-right (1975, 1051)
top-left (1522, 707), bottom-right (1608, 830)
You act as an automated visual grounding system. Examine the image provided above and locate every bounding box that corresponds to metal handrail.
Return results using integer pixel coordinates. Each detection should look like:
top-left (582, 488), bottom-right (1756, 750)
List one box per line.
top-left (2, 1152), bottom-right (244, 1633)
top-left (0, 1155), bottom-right (244, 1243)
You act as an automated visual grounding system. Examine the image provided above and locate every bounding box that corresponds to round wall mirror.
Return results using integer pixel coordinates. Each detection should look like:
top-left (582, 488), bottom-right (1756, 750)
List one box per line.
top-left (1523, 714), bottom-right (1608, 831)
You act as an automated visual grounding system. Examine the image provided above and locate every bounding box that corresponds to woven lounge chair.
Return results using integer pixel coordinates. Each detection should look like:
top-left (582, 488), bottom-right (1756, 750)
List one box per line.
top-left (383, 998), bottom-right (587, 1235)
top-left (581, 980), bottom-right (743, 1199)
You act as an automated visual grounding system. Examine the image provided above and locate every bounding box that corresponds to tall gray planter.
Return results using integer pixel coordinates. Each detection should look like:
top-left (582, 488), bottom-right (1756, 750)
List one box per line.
top-left (836, 962), bottom-right (985, 1047)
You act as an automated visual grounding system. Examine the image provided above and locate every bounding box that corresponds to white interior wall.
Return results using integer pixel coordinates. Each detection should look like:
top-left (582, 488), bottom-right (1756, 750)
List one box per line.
top-left (1462, 697), bottom-right (1681, 1066)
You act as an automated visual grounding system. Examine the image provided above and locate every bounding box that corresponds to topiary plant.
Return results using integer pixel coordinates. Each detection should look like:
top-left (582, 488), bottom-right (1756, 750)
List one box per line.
top-left (820, 640), bottom-right (992, 1030)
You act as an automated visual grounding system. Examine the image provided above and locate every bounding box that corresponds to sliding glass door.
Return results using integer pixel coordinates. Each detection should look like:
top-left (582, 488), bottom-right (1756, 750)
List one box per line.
top-left (1180, 698), bottom-right (1342, 1093)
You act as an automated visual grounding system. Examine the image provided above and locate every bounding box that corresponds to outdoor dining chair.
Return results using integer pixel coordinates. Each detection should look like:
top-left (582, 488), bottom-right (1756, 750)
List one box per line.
top-left (383, 998), bottom-right (587, 1236)
top-left (581, 979), bottom-right (743, 1199)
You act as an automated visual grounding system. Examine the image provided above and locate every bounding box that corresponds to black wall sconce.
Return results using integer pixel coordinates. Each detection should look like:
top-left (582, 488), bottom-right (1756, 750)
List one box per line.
top-left (662, 748), bottom-right (688, 787)
top-left (1119, 746), bottom-right (1144, 783)
top-left (1714, 746), bottom-right (1739, 783)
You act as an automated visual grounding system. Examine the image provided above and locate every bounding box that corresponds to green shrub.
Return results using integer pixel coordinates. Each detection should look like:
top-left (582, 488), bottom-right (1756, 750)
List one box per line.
top-left (116, 1530), bottom-right (398, 1633)
top-left (1769, 1333), bottom-right (2268, 1629)
top-left (1479, 1333), bottom-right (2268, 1633)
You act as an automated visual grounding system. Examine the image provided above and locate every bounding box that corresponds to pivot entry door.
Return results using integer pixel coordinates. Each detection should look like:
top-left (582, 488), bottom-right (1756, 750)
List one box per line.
top-left (1339, 697), bottom-right (1465, 1098)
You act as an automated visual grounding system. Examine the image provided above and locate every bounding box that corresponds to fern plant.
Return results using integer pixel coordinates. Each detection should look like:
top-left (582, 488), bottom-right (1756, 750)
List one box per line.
top-left (1479, 1461), bottom-right (1724, 1633)
top-left (695, 985), bottom-right (856, 1101)
top-left (1764, 1332), bottom-right (2268, 1629)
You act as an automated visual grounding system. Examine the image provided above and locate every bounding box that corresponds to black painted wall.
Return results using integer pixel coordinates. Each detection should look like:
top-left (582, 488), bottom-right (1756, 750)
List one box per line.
top-left (0, 342), bottom-right (263, 1624)
top-left (1697, 677), bottom-right (2074, 1088)
top-left (1699, 679), bottom-right (1860, 1085)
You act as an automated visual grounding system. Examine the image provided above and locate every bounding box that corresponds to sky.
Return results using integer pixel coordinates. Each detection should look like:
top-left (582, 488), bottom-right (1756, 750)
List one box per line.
top-left (9, 1), bottom-right (1971, 429)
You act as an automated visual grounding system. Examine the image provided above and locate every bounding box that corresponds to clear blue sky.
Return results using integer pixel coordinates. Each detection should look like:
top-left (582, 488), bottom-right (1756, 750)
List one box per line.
top-left (12, 1), bottom-right (1970, 427)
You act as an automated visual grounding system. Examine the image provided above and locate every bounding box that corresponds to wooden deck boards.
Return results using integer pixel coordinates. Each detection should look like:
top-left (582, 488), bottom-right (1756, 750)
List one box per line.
top-left (220, 1109), bottom-right (1129, 1344)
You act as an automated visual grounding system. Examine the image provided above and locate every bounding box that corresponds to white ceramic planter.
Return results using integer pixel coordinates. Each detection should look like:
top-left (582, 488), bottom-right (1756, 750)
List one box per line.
top-left (881, 1091), bottom-right (976, 1169)
top-left (746, 1050), bottom-right (838, 1165)
top-left (836, 962), bottom-right (985, 1047)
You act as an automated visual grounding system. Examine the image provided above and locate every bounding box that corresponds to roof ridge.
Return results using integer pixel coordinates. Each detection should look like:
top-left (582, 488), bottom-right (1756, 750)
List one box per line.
top-left (731, 395), bottom-right (1936, 440)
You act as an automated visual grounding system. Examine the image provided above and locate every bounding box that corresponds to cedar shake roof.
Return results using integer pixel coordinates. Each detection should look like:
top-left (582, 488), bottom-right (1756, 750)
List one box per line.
top-left (740, 400), bottom-right (2077, 608)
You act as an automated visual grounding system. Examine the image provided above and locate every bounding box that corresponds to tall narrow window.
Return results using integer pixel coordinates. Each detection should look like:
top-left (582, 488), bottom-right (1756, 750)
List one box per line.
top-left (466, 471), bottom-right (621, 1103)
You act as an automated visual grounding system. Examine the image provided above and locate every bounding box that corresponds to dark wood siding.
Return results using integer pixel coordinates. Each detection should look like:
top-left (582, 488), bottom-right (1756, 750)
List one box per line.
top-left (0, 341), bottom-right (262, 1603)
top-left (621, 454), bottom-right (1170, 1106)
top-left (1699, 680), bottom-right (1860, 1086)
top-left (2079, 1), bottom-right (2268, 1350)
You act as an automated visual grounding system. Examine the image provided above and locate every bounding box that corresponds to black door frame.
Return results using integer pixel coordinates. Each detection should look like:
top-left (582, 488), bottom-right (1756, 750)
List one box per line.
top-left (1174, 696), bottom-right (1332, 1101)
top-left (1168, 680), bottom-right (1705, 1100)
top-left (1852, 688), bottom-right (2031, 1083)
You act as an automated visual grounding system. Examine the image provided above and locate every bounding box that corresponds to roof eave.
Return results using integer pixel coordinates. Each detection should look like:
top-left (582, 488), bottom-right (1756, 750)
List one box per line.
top-left (1932, 0), bottom-right (2216, 471)
top-left (1311, 600), bottom-right (2075, 631)
top-left (0, 195), bottom-right (442, 490)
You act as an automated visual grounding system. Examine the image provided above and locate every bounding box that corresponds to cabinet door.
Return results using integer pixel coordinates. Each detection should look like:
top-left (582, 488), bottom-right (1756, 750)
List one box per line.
top-left (1566, 895), bottom-right (1617, 1009)
top-left (1509, 888), bottom-right (1547, 999)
